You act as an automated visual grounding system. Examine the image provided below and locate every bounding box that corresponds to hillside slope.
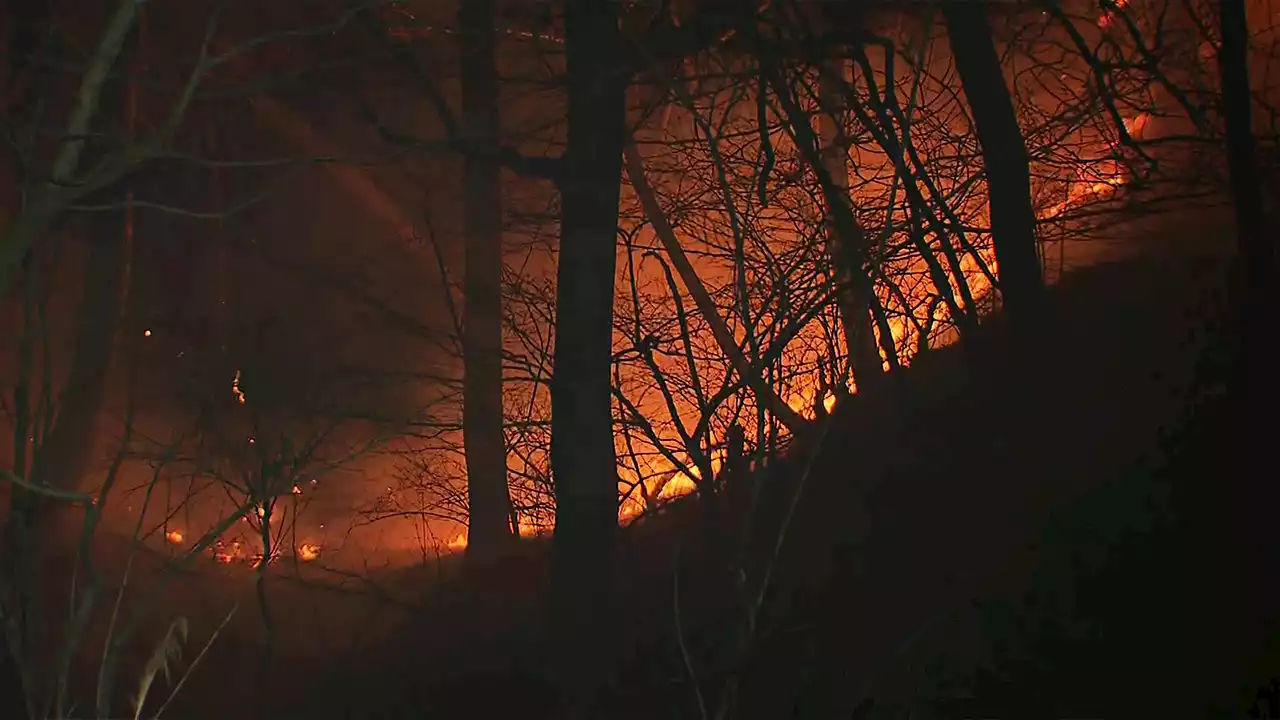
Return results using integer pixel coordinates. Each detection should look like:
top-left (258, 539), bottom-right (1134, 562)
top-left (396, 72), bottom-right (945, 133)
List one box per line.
top-left (748, 246), bottom-right (1241, 719)
top-left (286, 218), bottom-right (1257, 720)
top-left (104, 213), bottom-right (1260, 720)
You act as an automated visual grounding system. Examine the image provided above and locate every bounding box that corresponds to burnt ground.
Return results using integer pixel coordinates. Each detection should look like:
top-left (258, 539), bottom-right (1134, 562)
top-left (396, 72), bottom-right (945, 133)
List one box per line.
top-left (6, 208), bottom-right (1278, 719)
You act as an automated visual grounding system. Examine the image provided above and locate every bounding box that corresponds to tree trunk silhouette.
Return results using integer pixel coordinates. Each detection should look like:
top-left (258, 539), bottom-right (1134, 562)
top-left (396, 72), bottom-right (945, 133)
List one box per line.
top-left (1218, 0), bottom-right (1269, 294)
top-left (818, 56), bottom-right (885, 390)
top-left (548, 0), bottom-right (628, 715)
top-left (1218, 0), bottom-right (1280, 686)
top-left (943, 2), bottom-right (1045, 342)
top-left (458, 0), bottom-right (514, 566)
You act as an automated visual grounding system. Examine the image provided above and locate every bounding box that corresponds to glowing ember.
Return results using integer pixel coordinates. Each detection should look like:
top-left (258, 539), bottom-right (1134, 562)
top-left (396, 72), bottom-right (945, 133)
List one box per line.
top-left (1098, 0), bottom-right (1129, 28)
top-left (143, 329), bottom-right (152, 338)
top-left (446, 533), bottom-right (467, 551)
top-left (212, 539), bottom-right (244, 564)
top-left (298, 543), bottom-right (321, 561)
top-left (165, 530), bottom-right (184, 544)
top-left (232, 368), bottom-right (246, 404)
top-left (292, 484), bottom-right (302, 496)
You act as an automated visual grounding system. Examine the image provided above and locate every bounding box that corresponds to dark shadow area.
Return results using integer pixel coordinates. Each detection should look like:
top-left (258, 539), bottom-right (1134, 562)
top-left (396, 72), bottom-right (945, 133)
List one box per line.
top-left (222, 229), bottom-right (1272, 720)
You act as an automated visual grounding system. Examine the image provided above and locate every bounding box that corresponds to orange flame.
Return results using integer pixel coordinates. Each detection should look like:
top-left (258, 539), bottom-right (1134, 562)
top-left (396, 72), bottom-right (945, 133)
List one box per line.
top-left (165, 530), bottom-right (184, 544)
top-left (1098, 0), bottom-right (1129, 28)
top-left (298, 543), bottom-right (321, 561)
top-left (212, 539), bottom-right (243, 564)
top-left (232, 368), bottom-right (246, 404)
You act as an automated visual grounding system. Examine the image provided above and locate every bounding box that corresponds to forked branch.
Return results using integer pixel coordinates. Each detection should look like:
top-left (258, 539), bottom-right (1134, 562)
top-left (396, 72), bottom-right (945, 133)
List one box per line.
top-left (622, 140), bottom-right (809, 437)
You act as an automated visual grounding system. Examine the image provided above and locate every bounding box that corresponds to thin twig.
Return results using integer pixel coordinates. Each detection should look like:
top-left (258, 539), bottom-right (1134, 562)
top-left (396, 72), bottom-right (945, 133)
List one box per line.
top-left (673, 545), bottom-right (710, 720)
top-left (151, 604), bottom-right (239, 720)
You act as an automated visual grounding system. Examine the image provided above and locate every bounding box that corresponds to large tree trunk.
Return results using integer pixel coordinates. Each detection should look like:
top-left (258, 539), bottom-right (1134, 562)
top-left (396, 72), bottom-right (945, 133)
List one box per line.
top-left (548, 0), bottom-right (629, 715)
top-left (1218, 0), bottom-right (1280, 696)
top-left (458, 0), bottom-right (514, 565)
top-left (1219, 0), bottom-right (1269, 292)
top-left (817, 56), bottom-right (885, 390)
top-left (943, 2), bottom-right (1045, 342)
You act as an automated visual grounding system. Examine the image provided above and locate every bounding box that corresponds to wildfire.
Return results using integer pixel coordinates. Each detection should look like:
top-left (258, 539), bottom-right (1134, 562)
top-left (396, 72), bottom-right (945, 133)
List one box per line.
top-left (785, 387), bottom-right (839, 420)
top-left (212, 539), bottom-right (242, 564)
top-left (206, 536), bottom-right (321, 567)
top-left (166, 530), bottom-right (184, 544)
top-left (1098, 0), bottom-right (1129, 29)
top-left (1043, 112), bottom-right (1150, 219)
top-left (446, 533), bottom-right (468, 551)
top-left (608, 101), bottom-right (1136, 522)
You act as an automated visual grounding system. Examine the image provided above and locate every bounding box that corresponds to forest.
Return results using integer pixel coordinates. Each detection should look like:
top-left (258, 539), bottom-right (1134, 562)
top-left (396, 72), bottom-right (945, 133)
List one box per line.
top-left (1, 0), bottom-right (1277, 717)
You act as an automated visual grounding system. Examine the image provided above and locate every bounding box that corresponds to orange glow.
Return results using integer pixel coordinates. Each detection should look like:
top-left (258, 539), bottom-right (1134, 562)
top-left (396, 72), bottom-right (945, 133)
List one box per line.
top-left (661, 471), bottom-right (699, 501)
top-left (1098, 0), bottom-right (1129, 28)
top-left (605, 98), bottom-right (1134, 523)
top-left (232, 369), bottom-right (246, 404)
top-left (166, 530), bottom-right (184, 544)
top-left (1125, 112), bottom-right (1150, 138)
top-left (212, 538), bottom-right (244, 564)
top-left (298, 543), bottom-right (321, 561)
top-left (253, 23), bottom-right (1162, 545)
top-left (1044, 112), bottom-right (1148, 219)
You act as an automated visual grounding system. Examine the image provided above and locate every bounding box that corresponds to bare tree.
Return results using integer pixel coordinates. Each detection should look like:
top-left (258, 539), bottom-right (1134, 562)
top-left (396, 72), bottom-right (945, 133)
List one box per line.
top-left (816, 52), bottom-right (886, 389)
top-left (1218, 0), bottom-right (1270, 292)
top-left (547, 0), bottom-right (630, 714)
top-left (1, 2), bottom-right (415, 716)
top-left (942, 0), bottom-right (1046, 342)
top-left (458, 0), bottom-right (515, 565)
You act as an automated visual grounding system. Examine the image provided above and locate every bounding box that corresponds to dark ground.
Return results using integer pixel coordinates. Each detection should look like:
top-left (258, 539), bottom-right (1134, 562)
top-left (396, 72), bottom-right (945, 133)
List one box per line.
top-left (5, 211), bottom-right (1278, 719)
top-left (284, 216), bottom-right (1273, 719)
